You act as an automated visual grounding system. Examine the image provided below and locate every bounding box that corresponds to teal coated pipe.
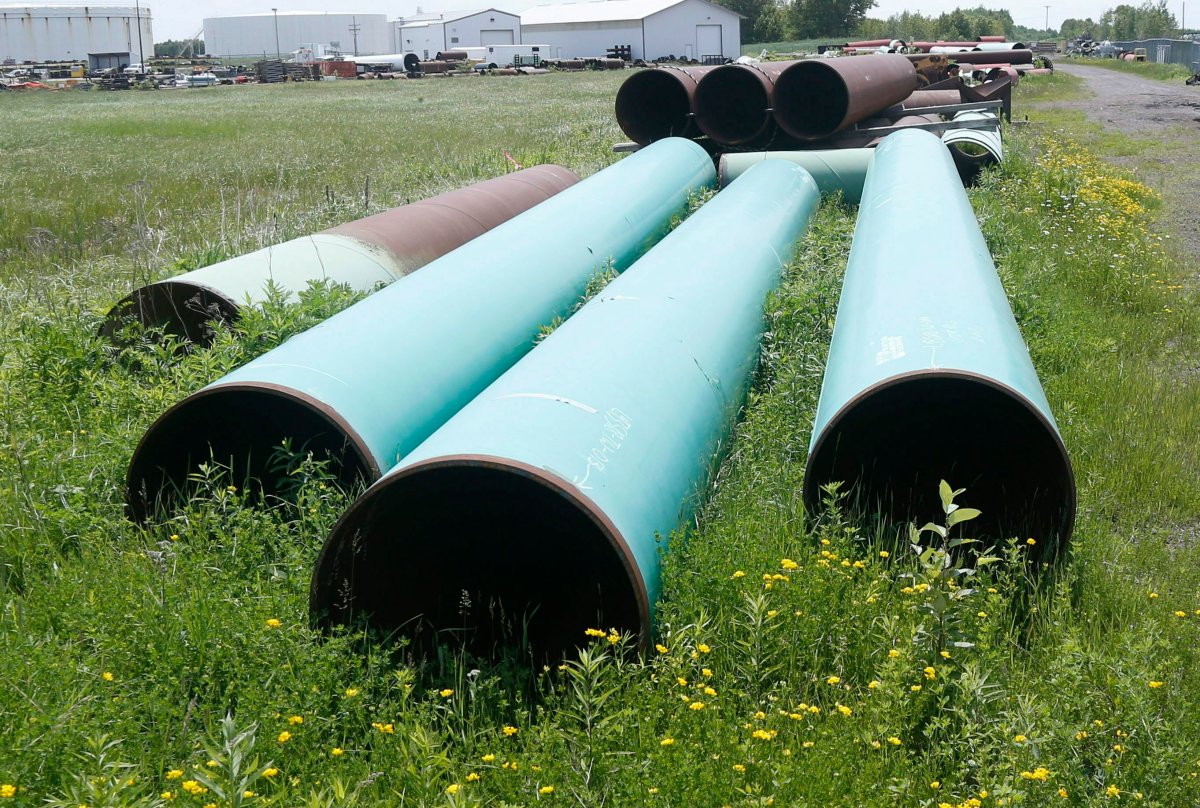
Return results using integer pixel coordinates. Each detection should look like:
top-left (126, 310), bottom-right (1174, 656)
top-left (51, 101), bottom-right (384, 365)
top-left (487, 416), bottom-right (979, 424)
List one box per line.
top-left (125, 138), bottom-right (715, 522)
top-left (99, 166), bottom-right (580, 345)
top-left (718, 149), bottom-right (873, 203)
top-left (803, 129), bottom-right (1074, 558)
top-left (310, 161), bottom-right (822, 658)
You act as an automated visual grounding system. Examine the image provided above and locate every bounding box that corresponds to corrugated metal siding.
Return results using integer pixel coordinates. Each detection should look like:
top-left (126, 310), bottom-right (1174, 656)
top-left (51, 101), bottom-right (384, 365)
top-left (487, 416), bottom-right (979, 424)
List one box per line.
top-left (0, 6), bottom-right (152, 63)
top-left (1111, 38), bottom-right (1200, 68)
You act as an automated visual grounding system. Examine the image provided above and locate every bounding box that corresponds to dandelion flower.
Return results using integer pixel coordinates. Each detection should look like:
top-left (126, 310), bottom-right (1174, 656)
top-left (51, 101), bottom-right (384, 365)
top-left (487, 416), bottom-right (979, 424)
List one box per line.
top-left (1026, 538), bottom-right (1036, 546)
top-left (277, 731), bottom-right (291, 743)
top-left (502, 726), bottom-right (519, 736)
top-left (265, 618), bottom-right (282, 629)
top-left (0, 785), bottom-right (15, 799)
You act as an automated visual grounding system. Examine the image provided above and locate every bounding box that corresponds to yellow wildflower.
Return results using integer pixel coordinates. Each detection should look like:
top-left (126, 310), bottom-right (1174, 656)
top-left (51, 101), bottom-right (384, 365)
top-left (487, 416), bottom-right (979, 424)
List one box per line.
top-left (102, 671), bottom-right (114, 682)
top-left (731, 570), bottom-right (745, 579)
top-left (868, 680), bottom-right (880, 689)
top-left (732, 764), bottom-right (746, 773)
top-left (802, 740), bottom-right (814, 748)
top-left (502, 726), bottom-right (519, 736)
top-left (466, 772), bottom-right (481, 782)
top-left (446, 784), bottom-right (461, 795)
top-left (826, 676), bottom-right (840, 685)
top-left (439, 689), bottom-right (454, 698)
top-left (1106, 784), bottom-right (1120, 798)
top-left (262, 768), bottom-right (279, 778)
top-left (698, 644), bottom-right (711, 654)
top-left (677, 677), bottom-right (688, 686)
top-left (539, 785), bottom-right (554, 795)
top-left (655, 644), bottom-right (669, 654)
top-left (1026, 538), bottom-right (1036, 546)
top-left (888, 649), bottom-right (901, 658)
top-left (781, 558), bottom-right (799, 570)
top-left (1174, 611), bottom-right (1187, 618)
top-left (924, 667), bottom-right (937, 680)
top-left (703, 686), bottom-right (717, 696)
top-left (1020, 767), bottom-right (1051, 782)
top-left (702, 668), bottom-right (713, 677)
top-left (277, 731), bottom-right (291, 743)
top-left (264, 618), bottom-right (281, 629)
top-left (161, 792), bottom-right (175, 800)
top-left (182, 780), bottom-right (207, 795)
top-left (372, 722), bottom-right (394, 734)
top-left (879, 550), bottom-right (890, 558)
top-left (344, 688), bottom-right (359, 697)
top-left (939, 650), bottom-right (951, 659)
top-left (1148, 681), bottom-right (1164, 688)
top-left (752, 729), bottom-right (777, 740)
top-left (331, 747), bottom-right (344, 757)
top-left (0, 785), bottom-right (15, 799)
top-left (1059, 789), bottom-right (1069, 798)
top-left (243, 791), bottom-right (255, 799)
top-left (584, 628), bottom-right (606, 638)
top-left (910, 685), bottom-right (922, 693)
top-left (1014, 734), bottom-right (1028, 743)
top-left (166, 770), bottom-right (183, 780)
top-left (689, 701), bottom-right (705, 710)
top-left (482, 753), bottom-right (496, 762)
top-left (887, 736), bottom-right (902, 746)
top-left (836, 704), bottom-right (852, 717)
top-left (930, 781), bottom-right (940, 789)
top-left (288, 715), bottom-right (303, 725)
top-left (660, 737), bottom-right (675, 746)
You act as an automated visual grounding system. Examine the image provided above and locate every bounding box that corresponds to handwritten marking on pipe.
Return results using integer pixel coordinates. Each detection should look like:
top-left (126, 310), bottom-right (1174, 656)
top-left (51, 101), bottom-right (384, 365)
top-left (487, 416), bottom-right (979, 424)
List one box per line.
top-left (571, 408), bottom-right (633, 491)
top-left (875, 335), bottom-right (906, 365)
top-left (495, 393), bottom-right (598, 413)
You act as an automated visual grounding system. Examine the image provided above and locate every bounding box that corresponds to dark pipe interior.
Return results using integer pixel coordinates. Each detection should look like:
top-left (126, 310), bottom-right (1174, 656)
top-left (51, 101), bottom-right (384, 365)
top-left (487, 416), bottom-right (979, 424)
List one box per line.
top-left (311, 462), bottom-right (643, 662)
top-left (126, 387), bottom-right (374, 522)
top-left (804, 375), bottom-right (1075, 562)
top-left (774, 63), bottom-right (850, 139)
top-left (694, 67), bottom-right (772, 145)
top-left (99, 281), bottom-right (240, 347)
top-left (615, 70), bottom-right (694, 144)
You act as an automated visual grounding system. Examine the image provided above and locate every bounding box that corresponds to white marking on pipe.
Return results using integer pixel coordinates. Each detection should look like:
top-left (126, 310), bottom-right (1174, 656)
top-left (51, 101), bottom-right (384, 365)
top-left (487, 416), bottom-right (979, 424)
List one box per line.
top-left (495, 393), bottom-right (598, 413)
top-left (875, 335), bottom-right (906, 365)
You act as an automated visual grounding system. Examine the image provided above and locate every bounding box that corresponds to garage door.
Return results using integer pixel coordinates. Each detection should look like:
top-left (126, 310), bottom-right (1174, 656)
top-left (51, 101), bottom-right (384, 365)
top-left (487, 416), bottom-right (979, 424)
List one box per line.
top-left (696, 24), bottom-right (722, 59)
top-left (480, 29), bottom-right (515, 45)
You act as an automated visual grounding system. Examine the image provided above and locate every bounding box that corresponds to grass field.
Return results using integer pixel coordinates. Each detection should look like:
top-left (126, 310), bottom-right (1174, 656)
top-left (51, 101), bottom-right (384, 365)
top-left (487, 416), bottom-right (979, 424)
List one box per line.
top-left (2, 73), bottom-right (1200, 806)
top-left (1059, 56), bottom-right (1196, 83)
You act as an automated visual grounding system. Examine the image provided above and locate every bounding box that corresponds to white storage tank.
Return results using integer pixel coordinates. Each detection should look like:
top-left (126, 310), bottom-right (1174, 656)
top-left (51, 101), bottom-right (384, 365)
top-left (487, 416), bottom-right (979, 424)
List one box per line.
top-left (0, 5), bottom-right (154, 65)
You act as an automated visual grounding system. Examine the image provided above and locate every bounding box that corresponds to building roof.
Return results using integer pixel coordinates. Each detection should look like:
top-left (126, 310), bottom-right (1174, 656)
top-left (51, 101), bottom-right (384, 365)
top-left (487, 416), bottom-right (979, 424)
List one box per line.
top-left (204, 10), bottom-right (386, 20)
top-left (0, 4), bottom-right (147, 13)
top-left (397, 8), bottom-right (515, 24)
top-left (520, 0), bottom-right (738, 25)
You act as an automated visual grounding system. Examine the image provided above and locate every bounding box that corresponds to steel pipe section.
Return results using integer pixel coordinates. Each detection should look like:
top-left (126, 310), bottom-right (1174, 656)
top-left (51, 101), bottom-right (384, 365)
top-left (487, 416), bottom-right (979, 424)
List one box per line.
top-left (125, 139), bottom-right (716, 522)
top-left (311, 161), bottom-right (822, 658)
top-left (772, 54), bottom-right (918, 141)
top-left (944, 111), bottom-right (1003, 184)
top-left (947, 49), bottom-right (1034, 65)
top-left (693, 61), bottom-right (797, 147)
top-left (614, 65), bottom-right (717, 144)
top-left (100, 166), bottom-right (580, 345)
top-left (718, 150), bottom-right (873, 203)
top-left (803, 129), bottom-right (1074, 558)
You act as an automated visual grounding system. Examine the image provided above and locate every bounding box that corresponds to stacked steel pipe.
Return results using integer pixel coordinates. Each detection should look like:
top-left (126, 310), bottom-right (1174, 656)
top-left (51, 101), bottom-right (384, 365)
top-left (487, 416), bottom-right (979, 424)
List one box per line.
top-left (125, 138), bottom-right (715, 522)
top-left (101, 167), bottom-right (580, 345)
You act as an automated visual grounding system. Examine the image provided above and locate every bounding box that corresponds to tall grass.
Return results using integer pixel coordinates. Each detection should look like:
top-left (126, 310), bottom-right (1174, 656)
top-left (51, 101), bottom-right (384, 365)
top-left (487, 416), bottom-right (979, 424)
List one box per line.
top-left (1, 73), bottom-right (1199, 804)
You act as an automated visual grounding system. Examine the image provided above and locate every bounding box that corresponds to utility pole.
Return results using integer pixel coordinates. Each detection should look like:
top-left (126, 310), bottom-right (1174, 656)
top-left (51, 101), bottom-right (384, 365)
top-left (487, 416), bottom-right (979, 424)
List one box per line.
top-left (349, 16), bottom-right (361, 55)
top-left (272, 8), bottom-right (281, 59)
top-left (134, 0), bottom-right (145, 65)
top-left (1044, 5), bottom-right (1051, 32)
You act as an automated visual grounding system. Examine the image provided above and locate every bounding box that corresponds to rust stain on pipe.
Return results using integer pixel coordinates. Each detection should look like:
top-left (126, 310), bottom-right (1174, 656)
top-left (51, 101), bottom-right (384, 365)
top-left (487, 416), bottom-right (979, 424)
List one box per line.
top-left (773, 54), bottom-right (918, 141)
top-left (615, 65), bottom-right (717, 143)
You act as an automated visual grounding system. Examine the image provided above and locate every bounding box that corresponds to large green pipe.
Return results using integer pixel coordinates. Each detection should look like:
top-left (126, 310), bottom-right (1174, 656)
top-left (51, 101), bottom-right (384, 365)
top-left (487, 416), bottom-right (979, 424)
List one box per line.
top-left (803, 129), bottom-right (1074, 558)
top-left (99, 166), bottom-right (580, 345)
top-left (310, 160), bottom-right (822, 658)
top-left (125, 138), bottom-right (715, 522)
top-left (718, 149), bottom-right (873, 203)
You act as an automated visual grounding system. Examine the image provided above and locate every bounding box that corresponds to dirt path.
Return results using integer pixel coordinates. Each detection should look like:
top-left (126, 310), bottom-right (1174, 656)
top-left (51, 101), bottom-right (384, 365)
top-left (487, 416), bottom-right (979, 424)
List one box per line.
top-left (1052, 63), bottom-right (1200, 262)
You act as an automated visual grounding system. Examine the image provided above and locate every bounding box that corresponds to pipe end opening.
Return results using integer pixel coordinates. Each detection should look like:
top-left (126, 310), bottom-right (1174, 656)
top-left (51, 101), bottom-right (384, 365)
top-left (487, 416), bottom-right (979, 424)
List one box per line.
top-left (694, 66), bottom-right (772, 145)
top-left (126, 385), bottom-right (374, 523)
top-left (774, 62), bottom-right (850, 140)
top-left (804, 374), bottom-right (1075, 562)
top-left (311, 459), bottom-right (647, 662)
top-left (615, 70), bottom-right (696, 144)
top-left (99, 281), bottom-right (239, 347)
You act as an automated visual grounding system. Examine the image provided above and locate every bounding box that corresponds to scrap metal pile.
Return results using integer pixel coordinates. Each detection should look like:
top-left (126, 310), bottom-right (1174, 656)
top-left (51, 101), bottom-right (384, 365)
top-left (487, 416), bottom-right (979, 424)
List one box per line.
top-left (615, 46), bottom-right (1048, 185)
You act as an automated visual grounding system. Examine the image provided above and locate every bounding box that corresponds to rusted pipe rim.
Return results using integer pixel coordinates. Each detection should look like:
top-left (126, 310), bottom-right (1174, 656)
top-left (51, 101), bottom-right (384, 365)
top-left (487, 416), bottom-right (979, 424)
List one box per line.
top-left (614, 68), bottom-right (699, 144)
top-left (99, 279), bottom-right (240, 347)
top-left (126, 382), bottom-right (378, 523)
top-left (693, 63), bottom-right (775, 146)
top-left (803, 370), bottom-right (1075, 561)
top-left (310, 454), bottom-right (650, 660)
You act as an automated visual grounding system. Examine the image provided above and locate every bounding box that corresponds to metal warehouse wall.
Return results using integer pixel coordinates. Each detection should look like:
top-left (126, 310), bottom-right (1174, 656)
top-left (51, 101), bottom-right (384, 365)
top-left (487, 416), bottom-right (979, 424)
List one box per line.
top-left (0, 5), bottom-right (153, 63)
top-left (1111, 38), bottom-right (1200, 68)
top-left (445, 11), bottom-right (521, 48)
top-left (203, 13), bottom-right (388, 58)
top-left (643, 0), bottom-right (739, 61)
top-left (521, 20), bottom-right (643, 60)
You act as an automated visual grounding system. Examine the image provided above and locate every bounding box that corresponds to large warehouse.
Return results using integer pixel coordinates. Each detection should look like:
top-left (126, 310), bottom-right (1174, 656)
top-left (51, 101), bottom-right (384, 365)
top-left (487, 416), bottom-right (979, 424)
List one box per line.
top-left (393, 8), bottom-right (521, 58)
top-left (203, 11), bottom-right (388, 59)
top-left (0, 4), bottom-right (153, 66)
top-left (520, 0), bottom-right (740, 62)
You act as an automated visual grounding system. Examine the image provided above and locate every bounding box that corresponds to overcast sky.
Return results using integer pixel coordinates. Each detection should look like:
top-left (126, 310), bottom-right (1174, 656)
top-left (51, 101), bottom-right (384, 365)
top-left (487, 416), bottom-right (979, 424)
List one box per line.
top-left (150, 0), bottom-right (1122, 42)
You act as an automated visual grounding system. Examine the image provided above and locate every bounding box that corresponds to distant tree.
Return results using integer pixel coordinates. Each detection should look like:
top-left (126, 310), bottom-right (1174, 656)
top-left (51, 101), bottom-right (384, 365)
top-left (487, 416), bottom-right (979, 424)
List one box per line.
top-left (154, 39), bottom-right (204, 58)
top-left (1060, 17), bottom-right (1098, 39)
top-left (719, 0), bottom-right (786, 42)
top-left (1135, 0), bottom-right (1176, 36)
top-left (789, 0), bottom-right (877, 37)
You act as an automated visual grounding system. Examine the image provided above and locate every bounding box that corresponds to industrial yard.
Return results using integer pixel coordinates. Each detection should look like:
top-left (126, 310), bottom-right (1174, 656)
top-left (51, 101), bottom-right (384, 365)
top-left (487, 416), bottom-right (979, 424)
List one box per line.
top-left (3, 52), bottom-right (1200, 807)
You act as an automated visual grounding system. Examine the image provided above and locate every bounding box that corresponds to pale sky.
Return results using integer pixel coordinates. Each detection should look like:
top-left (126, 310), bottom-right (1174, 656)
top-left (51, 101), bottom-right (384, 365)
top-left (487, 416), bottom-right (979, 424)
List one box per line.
top-left (149, 0), bottom-right (1119, 42)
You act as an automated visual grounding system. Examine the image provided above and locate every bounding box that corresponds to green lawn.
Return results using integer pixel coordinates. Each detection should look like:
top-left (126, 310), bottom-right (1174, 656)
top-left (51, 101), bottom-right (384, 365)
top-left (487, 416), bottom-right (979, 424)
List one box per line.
top-left (1, 72), bottom-right (1199, 806)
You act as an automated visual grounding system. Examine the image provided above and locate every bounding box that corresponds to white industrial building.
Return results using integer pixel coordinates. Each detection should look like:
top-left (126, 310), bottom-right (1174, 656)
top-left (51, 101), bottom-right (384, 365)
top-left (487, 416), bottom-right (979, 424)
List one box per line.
top-left (0, 4), bottom-right (153, 67)
top-left (203, 11), bottom-right (388, 58)
top-left (520, 0), bottom-right (740, 62)
top-left (393, 8), bottom-right (520, 58)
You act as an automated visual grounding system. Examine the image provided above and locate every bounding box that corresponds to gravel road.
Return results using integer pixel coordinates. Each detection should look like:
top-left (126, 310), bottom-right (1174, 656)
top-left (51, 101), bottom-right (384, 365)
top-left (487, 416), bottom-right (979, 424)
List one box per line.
top-left (1052, 62), bottom-right (1200, 261)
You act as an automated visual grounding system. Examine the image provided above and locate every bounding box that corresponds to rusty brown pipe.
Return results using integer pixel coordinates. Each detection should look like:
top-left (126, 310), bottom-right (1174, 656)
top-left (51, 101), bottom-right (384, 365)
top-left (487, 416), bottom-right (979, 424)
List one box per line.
top-left (101, 166), bottom-right (581, 345)
top-left (436, 50), bottom-right (469, 61)
top-left (693, 60), bottom-right (799, 147)
top-left (772, 54), bottom-right (918, 141)
top-left (901, 88), bottom-right (967, 109)
top-left (614, 65), bottom-right (717, 143)
top-left (950, 49), bottom-right (1033, 65)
